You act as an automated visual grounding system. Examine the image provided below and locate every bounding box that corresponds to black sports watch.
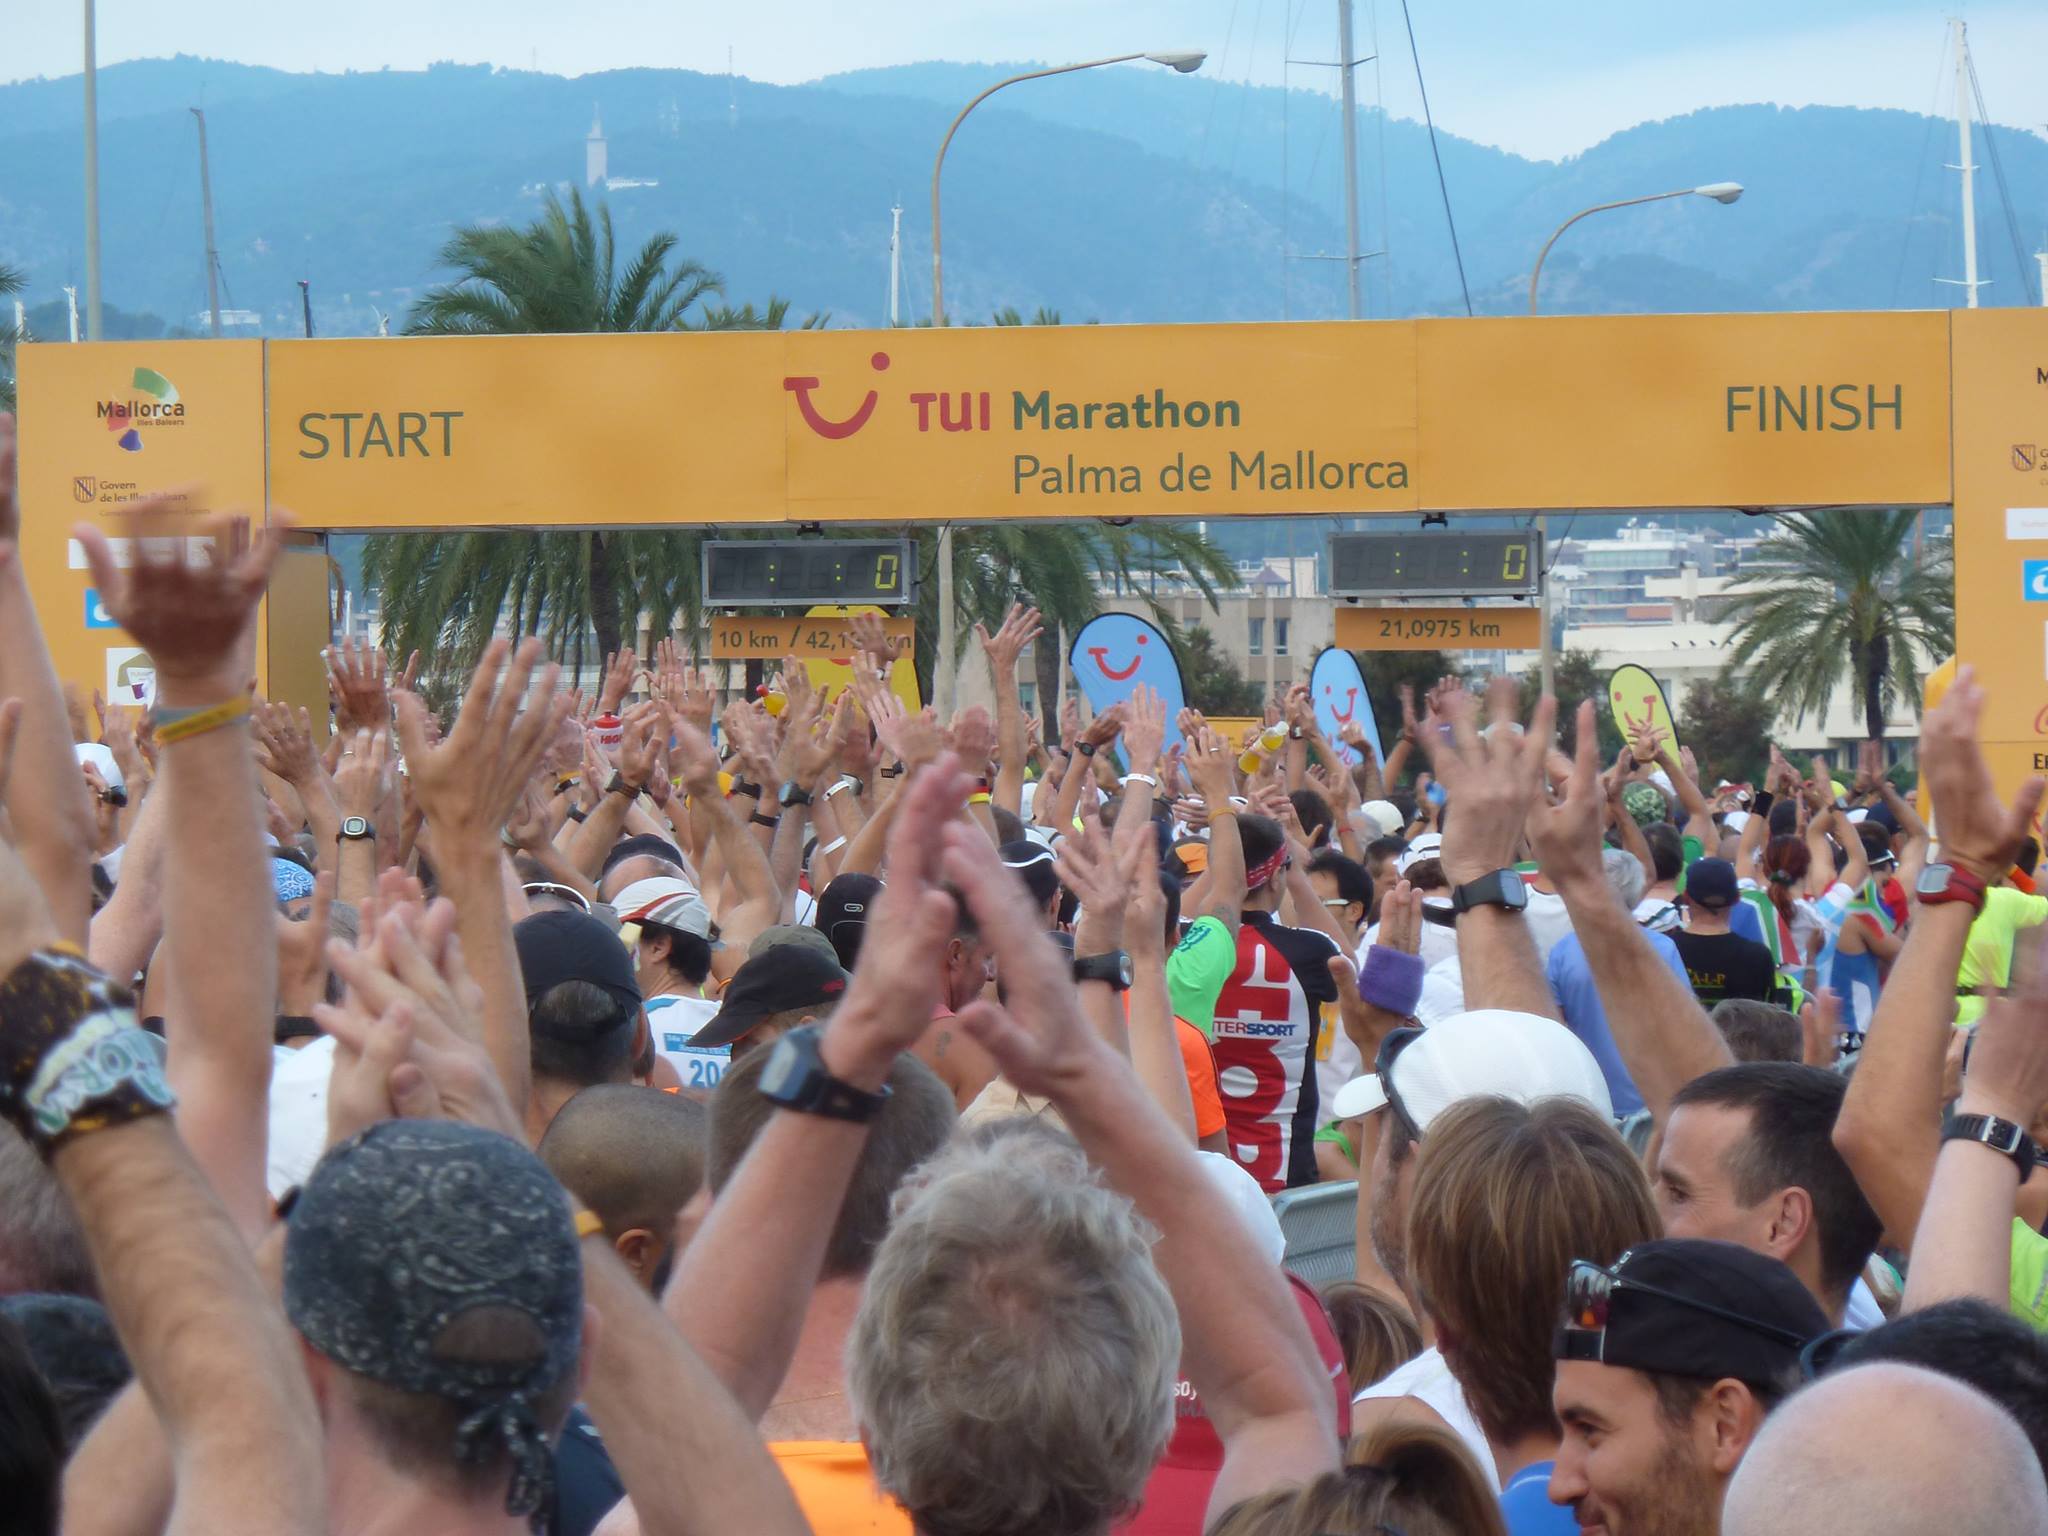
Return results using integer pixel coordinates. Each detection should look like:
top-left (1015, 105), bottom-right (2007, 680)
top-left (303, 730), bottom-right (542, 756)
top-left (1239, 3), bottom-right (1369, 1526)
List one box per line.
top-left (605, 771), bottom-right (645, 799)
top-left (1449, 868), bottom-right (1530, 917)
top-left (1073, 951), bottom-right (1134, 991)
top-left (1076, 740), bottom-right (1097, 758)
top-left (778, 781), bottom-right (814, 809)
top-left (338, 816), bottom-right (375, 842)
top-left (757, 1024), bottom-right (892, 1123)
top-left (1945, 1113), bottom-right (2039, 1181)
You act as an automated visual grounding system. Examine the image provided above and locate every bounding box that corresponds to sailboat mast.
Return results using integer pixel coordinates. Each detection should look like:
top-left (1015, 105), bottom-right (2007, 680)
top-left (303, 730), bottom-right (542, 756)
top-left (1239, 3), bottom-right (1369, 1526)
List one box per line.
top-left (1953, 18), bottom-right (1980, 309)
top-left (889, 202), bottom-right (903, 326)
top-left (1336, 0), bottom-right (1364, 319)
top-left (191, 108), bottom-right (223, 337)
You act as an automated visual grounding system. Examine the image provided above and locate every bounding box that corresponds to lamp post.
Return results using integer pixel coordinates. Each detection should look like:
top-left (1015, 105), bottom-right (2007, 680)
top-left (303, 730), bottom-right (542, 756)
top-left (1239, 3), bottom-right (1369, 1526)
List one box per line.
top-left (928, 50), bottom-right (1205, 714)
top-left (1526, 181), bottom-right (1743, 695)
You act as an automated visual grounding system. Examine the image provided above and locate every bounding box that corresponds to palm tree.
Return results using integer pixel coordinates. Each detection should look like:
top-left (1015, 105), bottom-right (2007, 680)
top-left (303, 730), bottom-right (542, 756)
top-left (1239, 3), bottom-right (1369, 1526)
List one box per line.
top-left (1719, 509), bottom-right (1953, 743)
top-left (365, 189), bottom-right (807, 676)
top-left (0, 264), bottom-right (22, 412)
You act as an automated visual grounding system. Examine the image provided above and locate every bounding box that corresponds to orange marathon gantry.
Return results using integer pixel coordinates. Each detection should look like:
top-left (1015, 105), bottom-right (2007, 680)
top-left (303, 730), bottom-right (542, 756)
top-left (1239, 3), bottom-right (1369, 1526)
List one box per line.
top-left (15, 308), bottom-right (2048, 787)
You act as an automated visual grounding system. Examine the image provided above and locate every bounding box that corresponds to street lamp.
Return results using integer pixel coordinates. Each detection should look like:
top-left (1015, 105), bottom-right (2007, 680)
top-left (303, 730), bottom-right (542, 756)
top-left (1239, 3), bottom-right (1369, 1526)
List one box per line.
top-left (1525, 180), bottom-right (1742, 695)
top-left (928, 50), bottom-right (1205, 713)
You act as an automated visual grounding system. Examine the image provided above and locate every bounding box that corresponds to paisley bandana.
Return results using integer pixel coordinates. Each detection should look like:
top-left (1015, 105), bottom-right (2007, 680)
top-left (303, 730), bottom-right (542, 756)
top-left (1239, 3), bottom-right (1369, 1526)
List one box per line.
top-left (283, 1120), bottom-right (583, 1522)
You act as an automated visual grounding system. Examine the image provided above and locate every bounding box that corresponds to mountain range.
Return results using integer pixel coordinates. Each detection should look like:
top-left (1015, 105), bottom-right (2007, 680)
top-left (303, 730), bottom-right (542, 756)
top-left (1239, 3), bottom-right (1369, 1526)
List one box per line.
top-left (2, 54), bottom-right (2045, 340)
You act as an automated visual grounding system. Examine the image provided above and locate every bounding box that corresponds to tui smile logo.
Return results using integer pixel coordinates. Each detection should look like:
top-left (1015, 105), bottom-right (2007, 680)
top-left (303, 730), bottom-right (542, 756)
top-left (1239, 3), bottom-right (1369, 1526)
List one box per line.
top-left (96, 367), bottom-right (184, 452)
top-left (784, 351), bottom-right (889, 440)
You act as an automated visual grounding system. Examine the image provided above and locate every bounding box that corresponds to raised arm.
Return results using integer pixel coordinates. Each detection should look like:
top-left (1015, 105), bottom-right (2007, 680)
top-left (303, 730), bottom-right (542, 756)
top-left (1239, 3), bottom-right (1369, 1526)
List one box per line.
top-left (80, 510), bottom-right (282, 1236)
top-left (945, 824), bottom-right (1338, 1524)
top-left (670, 719), bottom-right (779, 969)
top-left (1904, 924), bottom-right (2048, 1314)
top-left (395, 638), bottom-right (568, 1122)
top-left (661, 758), bottom-right (971, 1420)
top-left (978, 603), bottom-right (1043, 820)
top-left (1527, 701), bottom-right (1732, 1121)
top-left (0, 415), bottom-right (97, 943)
top-left (1836, 669), bottom-right (2038, 1249)
top-left (0, 826), bottom-right (323, 1536)
top-left (1185, 726), bottom-right (1246, 937)
top-left (1422, 686), bottom-right (1559, 1021)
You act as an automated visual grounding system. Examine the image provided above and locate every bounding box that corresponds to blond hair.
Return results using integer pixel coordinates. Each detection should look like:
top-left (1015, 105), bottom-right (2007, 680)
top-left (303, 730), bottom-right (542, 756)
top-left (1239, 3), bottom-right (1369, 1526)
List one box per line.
top-left (1208, 1417), bottom-right (1507, 1536)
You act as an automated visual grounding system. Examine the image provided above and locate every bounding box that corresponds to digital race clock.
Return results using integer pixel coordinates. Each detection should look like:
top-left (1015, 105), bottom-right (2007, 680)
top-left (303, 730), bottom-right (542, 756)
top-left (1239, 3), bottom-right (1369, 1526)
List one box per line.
top-left (1326, 531), bottom-right (1542, 599)
top-left (702, 539), bottom-right (915, 608)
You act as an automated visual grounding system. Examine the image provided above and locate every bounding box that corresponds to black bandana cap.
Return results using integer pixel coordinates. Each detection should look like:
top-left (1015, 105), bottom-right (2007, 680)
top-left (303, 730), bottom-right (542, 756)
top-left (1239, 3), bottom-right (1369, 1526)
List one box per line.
top-left (283, 1119), bottom-right (583, 1521)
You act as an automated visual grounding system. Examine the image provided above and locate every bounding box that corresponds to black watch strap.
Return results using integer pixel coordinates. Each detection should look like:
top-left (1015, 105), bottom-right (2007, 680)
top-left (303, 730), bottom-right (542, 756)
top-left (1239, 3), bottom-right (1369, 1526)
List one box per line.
top-left (760, 1024), bottom-right (892, 1123)
top-left (1450, 868), bottom-right (1527, 916)
top-left (1073, 951), bottom-right (1134, 991)
top-left (1945, 1113), bottom-right (2039, 1180)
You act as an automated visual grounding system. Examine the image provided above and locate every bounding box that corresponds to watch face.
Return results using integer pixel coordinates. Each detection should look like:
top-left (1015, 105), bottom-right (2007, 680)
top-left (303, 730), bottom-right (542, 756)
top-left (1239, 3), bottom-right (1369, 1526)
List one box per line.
top-left (341, 816), bottom-right (369, 839)
top-left (1498, 869), bottom-right (1529, 906)
top-left (760, 1034), bottom-right (803, 1097)
top-left (1916, 865), bottom-right (1952, 896)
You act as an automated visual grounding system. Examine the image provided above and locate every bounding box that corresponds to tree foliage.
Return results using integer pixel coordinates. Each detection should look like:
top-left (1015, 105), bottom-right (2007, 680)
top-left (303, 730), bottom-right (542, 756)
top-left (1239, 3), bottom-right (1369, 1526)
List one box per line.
top-left (1677, 671), bottom-right (1776, 787)
top-left (1179, 624), bottom-right (1263, 715)
top-left (0, 264), bottom-right (20, 412)
top-left (1719, 510), bottom-right (1952, 742)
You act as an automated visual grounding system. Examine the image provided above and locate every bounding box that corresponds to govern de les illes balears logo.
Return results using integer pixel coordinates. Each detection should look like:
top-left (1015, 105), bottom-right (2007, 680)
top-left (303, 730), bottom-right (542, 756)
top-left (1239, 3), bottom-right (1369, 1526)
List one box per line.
top-left (96, 368), bottom-right (183, 452)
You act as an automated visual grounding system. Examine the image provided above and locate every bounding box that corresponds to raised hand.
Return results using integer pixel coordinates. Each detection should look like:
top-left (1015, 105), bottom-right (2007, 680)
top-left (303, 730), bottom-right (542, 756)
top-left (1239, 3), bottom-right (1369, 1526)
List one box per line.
top-left (976, 602), bottom-right (1043, 677)
top-left (78, 508), bottom-right (279, 702)
top-left (947, 704), bottom-right (996, 781)
top-left (776, 688), bottom-right (837, 791)
top-left (1424, 684), bottom-right (1556, 887)
top-left (331, 728), bottom-right (395, 822)
top-left (877, 706), bottom-right (942, 774)
top-left (1080, 700), bottom-right (1128, 750)
top-left (1059, 693), bottom-right (1082, 749)
top-left (847, 611), bottom-right (908, 677)
top-left (395, 639), bottom-right (567, 853)
top-left (1919, 665), bottom-right (2044, 884)
top-left (1526, 700), bottom-right (1609, 894)
top-left (1121, 683), bottom-right (1166, 776)
top-left (1184, 723), bottom-right (1237, 809)
top-left (325, 636), bottom-right (401, 735)
top-left (598, 648), bottom-right (639, 715)
top-left (254, 700), bottom-right (322, 786)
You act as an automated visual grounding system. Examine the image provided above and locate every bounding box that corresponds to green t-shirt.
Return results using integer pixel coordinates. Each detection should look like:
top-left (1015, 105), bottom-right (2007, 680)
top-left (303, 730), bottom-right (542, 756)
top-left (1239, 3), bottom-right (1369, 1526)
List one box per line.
top-left (1956, 889), bottom-right (2048, 1025)
top-left (2013, 1218), bottom-right (2048, 1332)
top-left (1166, 914), bottom-right (1238, 1038)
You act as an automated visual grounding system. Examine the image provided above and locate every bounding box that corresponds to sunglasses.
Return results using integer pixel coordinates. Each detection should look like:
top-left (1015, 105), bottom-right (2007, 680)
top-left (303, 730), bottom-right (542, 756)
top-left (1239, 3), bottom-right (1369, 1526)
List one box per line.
top-left (522, 881), bottom-right (592, 913)
top-left (1557, 1258), bottom-right (1814, 1362)
top-left (1373, 1025), bottom-right (1426, 1143)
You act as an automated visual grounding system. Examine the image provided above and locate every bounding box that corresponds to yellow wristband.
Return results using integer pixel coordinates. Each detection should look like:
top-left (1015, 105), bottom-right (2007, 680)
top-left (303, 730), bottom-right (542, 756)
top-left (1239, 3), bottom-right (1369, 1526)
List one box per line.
top-left (573, 1208), bottom-right (606, 1241)
top-left (152, 695), bottom-right (252, 745)
top-left (967, 792), bottom-right (992, 806)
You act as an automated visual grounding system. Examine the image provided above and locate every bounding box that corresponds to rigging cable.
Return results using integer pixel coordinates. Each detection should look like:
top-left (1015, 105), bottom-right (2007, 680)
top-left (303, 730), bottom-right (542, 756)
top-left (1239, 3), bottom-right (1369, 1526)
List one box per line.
top-left (1965, 49), bottom-right (2039, 305)
top-left (1397, 0), bottom-right (1470, 315)
top-left (1888, 39), bottom-right (1946, 310)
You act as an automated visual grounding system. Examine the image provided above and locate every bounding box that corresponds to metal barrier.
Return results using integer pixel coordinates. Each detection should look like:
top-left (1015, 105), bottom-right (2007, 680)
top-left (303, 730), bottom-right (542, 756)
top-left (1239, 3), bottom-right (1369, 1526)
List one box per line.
top-left (1271, 1179), bottom-right (1359, 1286)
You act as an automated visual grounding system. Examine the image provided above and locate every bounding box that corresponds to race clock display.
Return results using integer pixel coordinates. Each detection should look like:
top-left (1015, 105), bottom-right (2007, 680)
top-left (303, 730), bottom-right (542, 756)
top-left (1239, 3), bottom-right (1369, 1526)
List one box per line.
top-left (702, 539), bottom-right (914, 607)
top-left (1327, 531), bottom-right (1542, 599)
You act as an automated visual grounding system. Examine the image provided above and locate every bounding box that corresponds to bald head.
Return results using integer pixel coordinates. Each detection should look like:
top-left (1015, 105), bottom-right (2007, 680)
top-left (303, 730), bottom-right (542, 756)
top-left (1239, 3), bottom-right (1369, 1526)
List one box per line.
top-left (537, 1084), bottom-right (707, 1242)
top-left (1723, 1362), bottom-right (2048, 1536)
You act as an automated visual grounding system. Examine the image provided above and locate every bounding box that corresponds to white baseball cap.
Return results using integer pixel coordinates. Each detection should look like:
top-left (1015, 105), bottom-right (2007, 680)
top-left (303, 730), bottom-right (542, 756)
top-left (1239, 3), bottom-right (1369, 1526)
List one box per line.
top-left (1332, 1073), bottom-right (1389, 1122)
top-left (1359, 800), bottom-right (1404, 838)
top-left (1381, 1009), bottom-right (1614, 1136)
top-left (1396, 831), bottom-right (1444, 875)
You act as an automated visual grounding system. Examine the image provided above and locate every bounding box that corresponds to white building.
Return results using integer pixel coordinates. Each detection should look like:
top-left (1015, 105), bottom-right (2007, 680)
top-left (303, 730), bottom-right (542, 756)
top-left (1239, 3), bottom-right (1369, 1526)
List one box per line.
top-left (585, 108), bottom-right (607, 188)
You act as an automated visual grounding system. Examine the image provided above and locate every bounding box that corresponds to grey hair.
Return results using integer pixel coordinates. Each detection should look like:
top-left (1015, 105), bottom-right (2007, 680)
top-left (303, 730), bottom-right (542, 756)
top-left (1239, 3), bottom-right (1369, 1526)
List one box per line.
top-left (1601, 847), bottom-right (1647, 911)
top-left (847, 1120), bottom-right (1181, 1536)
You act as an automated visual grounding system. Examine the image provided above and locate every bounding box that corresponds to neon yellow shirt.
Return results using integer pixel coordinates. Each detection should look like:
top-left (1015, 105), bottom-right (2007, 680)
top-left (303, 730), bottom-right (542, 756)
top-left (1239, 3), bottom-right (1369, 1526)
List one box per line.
top-left (1955, 888), bottom-right (2048, 1025)
top-left (2013, 1219), bottom-right (2048, 1332)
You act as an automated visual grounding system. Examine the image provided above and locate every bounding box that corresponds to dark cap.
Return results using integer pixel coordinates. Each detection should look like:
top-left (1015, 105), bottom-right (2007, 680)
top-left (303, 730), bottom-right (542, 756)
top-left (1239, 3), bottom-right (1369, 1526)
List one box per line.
top-left (999, 839), bottom-right (1060, 908)
top-left (1556, 1238), bottom-right (1829, 1387)
top-left (817, 873), bottom-right (882, 971)
top-left (514, 909), bottom-right (641, 1024)
top-left (283, 1120), bottom-right (583, 1518)
top-left (1685, 857), bottom-right (1740, 910)
top-left (688, 945), bottom-right (850, 1050)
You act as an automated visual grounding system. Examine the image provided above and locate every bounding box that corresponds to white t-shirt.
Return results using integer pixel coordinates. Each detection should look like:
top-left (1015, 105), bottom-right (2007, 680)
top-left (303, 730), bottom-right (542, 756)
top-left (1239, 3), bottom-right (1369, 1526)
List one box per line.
top-left (1354, 1345), bottom-right (1498, 1493)
top-left (267, 1036), bottom-right (337, 1200)
top-left (645, 992), bottom-right (728, 1093)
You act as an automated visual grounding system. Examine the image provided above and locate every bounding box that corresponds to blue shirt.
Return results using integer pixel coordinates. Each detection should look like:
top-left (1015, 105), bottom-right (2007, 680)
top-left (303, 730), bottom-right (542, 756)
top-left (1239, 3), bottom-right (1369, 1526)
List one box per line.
top-left (1545, 929), bottom-right (1691, 1119)
top-left (1500, 1461), bottom-right (1576, 1535)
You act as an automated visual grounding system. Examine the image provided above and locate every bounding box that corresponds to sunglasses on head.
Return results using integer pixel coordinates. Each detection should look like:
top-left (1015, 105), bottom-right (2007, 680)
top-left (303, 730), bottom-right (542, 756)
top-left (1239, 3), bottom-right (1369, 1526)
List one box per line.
top-left (1373, 1025), bottom-right (1426, 1143)
top-left (1558, 1258), bottom-right (1814, 1363)
top-left (522, 881), bottom-right (592, 913)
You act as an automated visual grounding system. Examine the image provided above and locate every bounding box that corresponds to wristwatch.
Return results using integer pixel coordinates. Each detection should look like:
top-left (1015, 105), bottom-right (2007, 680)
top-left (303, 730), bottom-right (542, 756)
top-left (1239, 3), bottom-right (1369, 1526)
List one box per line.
top-left (1916, 862), bottom-right (1989, 914)
top-left (778, 781), bottom-right (814, 809)
top-left (1944, 1113), bottom-right (2038, 1181)
top-left (338, 816), bottom-right (374, 842)
top-left (729, 778), bottom-right (764, 800)
top-left (605, 771), bottom-right (645, 800)
top-left (1077, 740), bottom-right (1097, 758)
top-left (757, 1024), bottom-right (892, 1123)
top-left (1449, 868), bottom-right (1530, 917)
top-left (1073, 951), bottom-right (1134, 990)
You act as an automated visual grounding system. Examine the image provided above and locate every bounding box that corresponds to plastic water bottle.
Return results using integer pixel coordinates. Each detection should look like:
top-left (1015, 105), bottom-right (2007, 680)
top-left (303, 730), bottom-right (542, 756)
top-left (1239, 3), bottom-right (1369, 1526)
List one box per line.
top-left (1238, 723), bottom-right (1288, 775)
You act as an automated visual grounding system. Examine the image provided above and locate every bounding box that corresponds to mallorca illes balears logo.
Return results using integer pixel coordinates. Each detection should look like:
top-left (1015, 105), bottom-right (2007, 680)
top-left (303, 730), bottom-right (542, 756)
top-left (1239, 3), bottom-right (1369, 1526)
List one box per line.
top-left (782, 349), bottom-right (1409, 499)
top-left (97, 368), bottom-right (184, 452)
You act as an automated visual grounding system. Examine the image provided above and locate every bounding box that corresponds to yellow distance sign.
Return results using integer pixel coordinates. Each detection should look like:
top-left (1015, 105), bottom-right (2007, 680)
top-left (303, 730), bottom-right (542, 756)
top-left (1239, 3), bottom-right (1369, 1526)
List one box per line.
top-left (796, 606), bottom-right (921, 714)
top-left (709, 614), bottom-right (913, 659)
top-left (1335, 605), bottom-right (1540, 651)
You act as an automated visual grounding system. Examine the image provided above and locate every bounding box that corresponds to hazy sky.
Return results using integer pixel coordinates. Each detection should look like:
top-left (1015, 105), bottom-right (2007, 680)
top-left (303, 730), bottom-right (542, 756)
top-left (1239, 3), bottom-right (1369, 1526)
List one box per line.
top-left (9, 1), bottom-right (2047, 160)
